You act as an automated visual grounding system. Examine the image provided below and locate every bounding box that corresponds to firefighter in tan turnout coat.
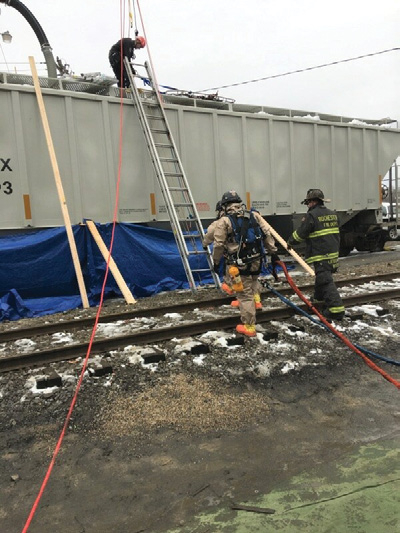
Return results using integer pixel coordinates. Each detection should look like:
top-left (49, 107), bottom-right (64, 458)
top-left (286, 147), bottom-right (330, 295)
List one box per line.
top-left (212, 191), bottom-right (280, 337)
top-left (203, 201), bottom-right (234, 296)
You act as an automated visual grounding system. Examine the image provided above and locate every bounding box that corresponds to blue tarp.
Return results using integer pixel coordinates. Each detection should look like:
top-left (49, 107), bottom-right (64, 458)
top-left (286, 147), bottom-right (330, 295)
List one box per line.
top-left (0, 289), bottom-right (34, 322)
top-left (0, 223), bottom-right (212, 321)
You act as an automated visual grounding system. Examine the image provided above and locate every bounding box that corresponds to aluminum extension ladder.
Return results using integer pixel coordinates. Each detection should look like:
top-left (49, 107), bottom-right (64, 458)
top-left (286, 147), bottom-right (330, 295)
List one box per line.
top-left (124, 58), bottom-right (221, 291)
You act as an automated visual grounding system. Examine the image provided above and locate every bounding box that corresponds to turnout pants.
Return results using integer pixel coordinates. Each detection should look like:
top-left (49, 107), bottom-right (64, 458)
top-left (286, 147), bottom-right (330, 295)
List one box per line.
top-left (227, 260), bottom-right (261, 326)
top-left (313, 262), bottom-right (345, 319)
top-left (237, 274), bottom-right (259, 325)
top-left (110, 54), bottom-right (134, 88)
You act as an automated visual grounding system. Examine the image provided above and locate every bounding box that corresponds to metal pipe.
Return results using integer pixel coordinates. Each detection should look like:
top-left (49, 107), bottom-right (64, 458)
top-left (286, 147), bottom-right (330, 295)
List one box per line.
top-left (0, 0), bottom-right (57, 78)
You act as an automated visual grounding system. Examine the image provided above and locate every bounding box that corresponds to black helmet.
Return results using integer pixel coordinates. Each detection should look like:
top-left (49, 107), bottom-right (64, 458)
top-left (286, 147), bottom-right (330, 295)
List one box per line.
top-left (221, 190), bottom-right (242, 206)
top-left (301, 188), bottom-right (330, 205)
top-left (215, 200), bottom-right (222, 211)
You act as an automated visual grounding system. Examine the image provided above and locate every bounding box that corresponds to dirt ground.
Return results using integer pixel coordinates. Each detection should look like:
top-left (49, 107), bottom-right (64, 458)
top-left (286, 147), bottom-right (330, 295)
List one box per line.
top-left (0, 251), bottom-right (399, 532)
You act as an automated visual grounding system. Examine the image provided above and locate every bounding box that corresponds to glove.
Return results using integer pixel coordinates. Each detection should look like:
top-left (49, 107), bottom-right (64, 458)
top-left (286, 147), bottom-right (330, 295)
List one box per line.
top-left (213, 262), bottom-right (220, 273)
top-left (202, 243), bottom-right (208, 250)
top-left (270, 253), bottom-right (280, 265)
top-left (287, 237), bottom-right (295, 250)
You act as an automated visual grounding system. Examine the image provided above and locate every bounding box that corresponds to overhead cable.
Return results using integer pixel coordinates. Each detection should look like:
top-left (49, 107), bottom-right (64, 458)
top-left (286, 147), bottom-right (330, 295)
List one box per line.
top-left (197, 47), bottom-right (400, 93)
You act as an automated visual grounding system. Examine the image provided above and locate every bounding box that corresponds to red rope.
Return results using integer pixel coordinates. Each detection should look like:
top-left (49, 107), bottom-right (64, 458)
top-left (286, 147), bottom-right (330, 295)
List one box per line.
top-left (21, 3), bottom-right (128, 531)
top-left (136, 0), bottom-right (161, 102)
top-left (278, 261), bottom-right (400, 390)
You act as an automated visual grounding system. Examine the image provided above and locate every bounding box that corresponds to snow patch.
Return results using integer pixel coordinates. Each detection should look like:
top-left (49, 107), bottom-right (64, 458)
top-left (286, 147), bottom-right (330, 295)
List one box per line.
top-left (164, 313), bottom-right (183, 319)
top-left (281, 361), bottom-right (299, 374)
top-left (51, 332), bottom-right (74, 344)
top-left (14, 339), bottom-right (36, 353)
top-left (24, 375), bottom-right (58, 396)
top-left (254, 361), bottom-right (271, 377)
top-left (97, 317), bottom-right (154, 337)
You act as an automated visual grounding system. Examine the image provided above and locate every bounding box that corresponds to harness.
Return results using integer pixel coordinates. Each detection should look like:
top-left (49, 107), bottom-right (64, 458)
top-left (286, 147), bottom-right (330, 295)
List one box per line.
top-left (228, 210), bottom-right (264, 273)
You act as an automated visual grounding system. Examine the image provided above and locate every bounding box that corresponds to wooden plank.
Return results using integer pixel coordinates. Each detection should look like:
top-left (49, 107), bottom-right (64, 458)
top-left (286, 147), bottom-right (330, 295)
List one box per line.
top-left (29, 56), bottom-right (90, 308)
top-left (263, 219), bottom-right (315, 277)
top-left (86, 220), bottom-right (136, 304)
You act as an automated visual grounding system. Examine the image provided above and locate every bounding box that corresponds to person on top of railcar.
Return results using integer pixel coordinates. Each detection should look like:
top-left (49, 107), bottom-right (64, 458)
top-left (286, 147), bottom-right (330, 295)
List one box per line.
top-left (287, 188), bottom-right (345, 321)
top-left (109, 36), bottom-right (146, 88)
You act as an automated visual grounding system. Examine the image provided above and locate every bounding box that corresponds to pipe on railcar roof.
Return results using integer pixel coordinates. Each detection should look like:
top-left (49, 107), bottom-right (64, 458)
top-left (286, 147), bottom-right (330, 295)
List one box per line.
top-left (0, 0), bottom-right (57, 78)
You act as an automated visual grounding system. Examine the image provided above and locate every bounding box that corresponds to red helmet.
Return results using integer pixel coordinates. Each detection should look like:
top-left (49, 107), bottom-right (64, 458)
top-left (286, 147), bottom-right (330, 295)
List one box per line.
top-left (136, 36), bottom-right (146, 48)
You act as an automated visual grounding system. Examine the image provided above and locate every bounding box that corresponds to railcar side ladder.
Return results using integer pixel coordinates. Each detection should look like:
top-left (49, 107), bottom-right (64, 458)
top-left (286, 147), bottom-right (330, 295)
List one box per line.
top-left (124, 59), bottom-right (220, 291)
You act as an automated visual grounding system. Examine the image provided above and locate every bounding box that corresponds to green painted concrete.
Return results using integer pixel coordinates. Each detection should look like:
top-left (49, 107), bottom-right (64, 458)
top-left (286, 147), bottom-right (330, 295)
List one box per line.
top-left (169, 440), bottom-right (400, 532)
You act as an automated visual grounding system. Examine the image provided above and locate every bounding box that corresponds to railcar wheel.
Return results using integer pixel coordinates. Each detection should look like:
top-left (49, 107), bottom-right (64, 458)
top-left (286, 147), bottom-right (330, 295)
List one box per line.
top-left (388, 227), bottom-right (398, 241)
top-left (370, 235), bottom-right (386, 252)
top-left (339, 245), bottom-right (353, 257)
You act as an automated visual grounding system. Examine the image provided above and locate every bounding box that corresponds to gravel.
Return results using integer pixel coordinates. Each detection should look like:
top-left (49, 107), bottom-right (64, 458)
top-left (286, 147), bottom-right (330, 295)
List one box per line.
top-left (0, 254), bottom-right (399, 533)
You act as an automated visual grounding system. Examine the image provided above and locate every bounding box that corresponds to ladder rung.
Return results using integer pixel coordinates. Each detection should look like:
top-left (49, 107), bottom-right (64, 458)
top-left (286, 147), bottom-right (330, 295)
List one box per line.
top-left (183, 233), bottom-right (201, 238)
top-left (135, 75), bottom-right (149, 81)
top-left (155, 143), bottom-right (174, 148)
top-left (188, 250), bottom-right (208, 255)
top-left (126, 62), bottom-right (219, 290)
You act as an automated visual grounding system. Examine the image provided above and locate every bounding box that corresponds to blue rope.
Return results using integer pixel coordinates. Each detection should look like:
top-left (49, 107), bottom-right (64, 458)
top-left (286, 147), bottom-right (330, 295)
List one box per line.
top-left (264, 281), bottom-right (400, 367)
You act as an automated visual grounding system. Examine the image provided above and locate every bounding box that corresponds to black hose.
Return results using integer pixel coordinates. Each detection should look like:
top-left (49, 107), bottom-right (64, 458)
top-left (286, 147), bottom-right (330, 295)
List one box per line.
top-left (0, 0), bottom-right (57, 78)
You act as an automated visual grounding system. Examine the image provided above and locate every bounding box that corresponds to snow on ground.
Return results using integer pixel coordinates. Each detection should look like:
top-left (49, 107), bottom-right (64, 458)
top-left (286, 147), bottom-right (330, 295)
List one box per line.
top-left (14, 299), bottom-right (398, 394)
top-left (96, 317), bottom-right (156, 337)
top-left (14, 338), bottom-right (37, 353)
top-left (51, 332), bottom-right (74, 344)
top-left (2, 261), bottom-right (399, 407)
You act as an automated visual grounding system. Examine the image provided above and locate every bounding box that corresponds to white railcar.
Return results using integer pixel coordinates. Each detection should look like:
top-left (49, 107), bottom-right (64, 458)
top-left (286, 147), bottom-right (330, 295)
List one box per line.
top-left (1, 72), bottom-right (399, 253)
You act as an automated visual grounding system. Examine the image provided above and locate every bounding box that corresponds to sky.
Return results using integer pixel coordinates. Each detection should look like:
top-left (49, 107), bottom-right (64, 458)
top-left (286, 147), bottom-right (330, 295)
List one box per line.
top-left (0, 0), bottom-right (399, 124)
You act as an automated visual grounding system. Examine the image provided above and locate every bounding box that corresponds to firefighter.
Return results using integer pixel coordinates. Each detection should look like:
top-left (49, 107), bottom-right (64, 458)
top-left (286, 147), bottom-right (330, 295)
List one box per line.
top-left (287, 188), bottom-right (345, 321)
top-left (212, 190), bottom-right (280, 337)
top-left (109, 36), bottom-right (146, 88)
top-left (203, 201), bottom-right (224, 248)
top-left (203, 202), bottom-right (234, 295)
top-left (231, 205), bottom-right (264, 310)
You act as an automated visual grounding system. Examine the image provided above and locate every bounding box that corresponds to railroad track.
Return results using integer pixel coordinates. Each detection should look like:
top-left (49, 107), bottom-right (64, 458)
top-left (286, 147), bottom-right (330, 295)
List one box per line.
top-left (0, 271), bottom-right (398, 343)
top-left (0, 271), bottom-right (399, 372)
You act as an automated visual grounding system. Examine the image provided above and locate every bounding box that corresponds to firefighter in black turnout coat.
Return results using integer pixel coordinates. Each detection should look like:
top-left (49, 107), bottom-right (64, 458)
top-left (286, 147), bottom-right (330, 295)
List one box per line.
top-left (287, 189), bottom-right (345, 321)
top-left (109, 36), bottom-right (146, 88)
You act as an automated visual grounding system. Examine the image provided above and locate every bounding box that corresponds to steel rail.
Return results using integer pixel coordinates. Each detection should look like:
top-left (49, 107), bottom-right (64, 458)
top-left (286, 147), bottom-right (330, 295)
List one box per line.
top-left (0, 287), bottom-right (399, 373)
top-left (0, 271), bottom-right (398, 343)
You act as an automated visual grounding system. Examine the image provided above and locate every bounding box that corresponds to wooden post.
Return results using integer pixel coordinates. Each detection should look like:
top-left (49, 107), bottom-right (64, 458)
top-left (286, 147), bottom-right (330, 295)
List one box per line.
top-left (263, 220), bottom-right (315, 277)
top-left (29, 56), bottom-right (90, 308)
top-left (86, 221), bottom-right (136, 304)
